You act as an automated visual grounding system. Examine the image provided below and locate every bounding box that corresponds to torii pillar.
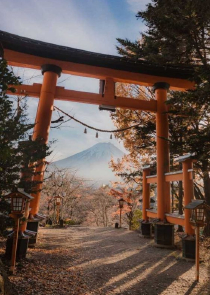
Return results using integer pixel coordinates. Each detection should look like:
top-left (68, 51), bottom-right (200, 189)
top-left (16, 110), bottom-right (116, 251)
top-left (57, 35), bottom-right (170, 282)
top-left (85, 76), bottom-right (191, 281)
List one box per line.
top-left (153, 82), bottom-right (173, 245)
top-left (154, 82), bottom-right (170, 219)
top-left (27, 64), bottom-right (62, 237)
top-left (142, 166), bottom-right (151, 222)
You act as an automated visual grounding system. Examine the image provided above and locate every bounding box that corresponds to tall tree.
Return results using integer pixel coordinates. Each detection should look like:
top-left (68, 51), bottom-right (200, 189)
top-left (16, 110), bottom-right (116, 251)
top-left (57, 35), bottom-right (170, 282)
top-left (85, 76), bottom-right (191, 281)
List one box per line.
top-left (41, 168), bottom-right (88, 224)
top-left (110, 186), bottom-right (140, 230)
top-left (0, 57), bottom-right (50, 205)
top-left (114, 0), bottom-right (210, 233)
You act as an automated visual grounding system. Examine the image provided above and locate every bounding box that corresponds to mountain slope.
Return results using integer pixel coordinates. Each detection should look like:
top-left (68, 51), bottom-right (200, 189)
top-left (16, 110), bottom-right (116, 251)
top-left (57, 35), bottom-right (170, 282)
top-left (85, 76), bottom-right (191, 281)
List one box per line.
top-left (53, 142), bottom-right (124, 184)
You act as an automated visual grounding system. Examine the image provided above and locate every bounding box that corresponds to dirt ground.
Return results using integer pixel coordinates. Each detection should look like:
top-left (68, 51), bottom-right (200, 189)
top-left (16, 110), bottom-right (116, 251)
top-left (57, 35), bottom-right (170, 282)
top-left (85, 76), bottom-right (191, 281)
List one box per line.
top-left (3, 226), bottom-right (210, 295)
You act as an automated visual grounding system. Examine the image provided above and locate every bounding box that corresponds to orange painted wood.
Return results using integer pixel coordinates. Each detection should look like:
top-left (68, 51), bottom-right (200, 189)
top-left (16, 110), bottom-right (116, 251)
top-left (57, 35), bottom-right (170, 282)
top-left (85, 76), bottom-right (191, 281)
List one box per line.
top-left (7, 83), bottom-right (158, 112)
top-left (104, 78), bottom-right (115, 100)
top-left (146, 175), bottom-right (157, 184)
top-left (30, 161), bottom-right (46, 216)
top-left (8, 83), bottom-right (42, 97)
top-left (156, 88), bottom-right (170, 219)
top-left (115, 96), bottom-right (157, 112)
top-left (165, 214), bottom-right (185, 226)
top-left (5, 49), bottom-right (194, 91)
top-left (164, 172), bottom-right (183, 182)
top-left (146, 210), bottom-right (157, 219)
top-left (142, 168), bottom-right (151, 221)
top-left (32, 72), bottom-right (57, 141)
top-left (30, 71), bottom-right (58, 216)
top-left (55, 88), bottom-right (157, 111)
top-left (188, 169), bottom-right (194, 180)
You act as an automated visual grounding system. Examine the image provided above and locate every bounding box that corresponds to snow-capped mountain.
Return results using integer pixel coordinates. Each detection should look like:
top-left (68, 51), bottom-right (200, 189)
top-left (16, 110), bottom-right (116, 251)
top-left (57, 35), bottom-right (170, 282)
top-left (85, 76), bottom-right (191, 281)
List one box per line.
top-left (53, 143), bottom-right (124, 184)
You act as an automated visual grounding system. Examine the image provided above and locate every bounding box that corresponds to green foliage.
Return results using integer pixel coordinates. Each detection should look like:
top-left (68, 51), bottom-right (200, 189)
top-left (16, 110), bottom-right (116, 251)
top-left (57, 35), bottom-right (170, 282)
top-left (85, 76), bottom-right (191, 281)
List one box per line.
top-left (118, 0), bottom-right (210, 66)
top-left (0, 199), bottom-right (13, 234)
top-left (64, 219), bottom-right (78, 226)
top-left (113, 1), bottom-right (210, 236)
top-left (131, 209), bottom-right (142, 230)
top-left (0, 58), bottom-right (25, 193)
top-left (0, 58), bottom-right (51, 196)
top-left (115, 0), bottom-right (210, 206)
top-left (0, 57), bottom-right (51, 232)
top-left (18, 138), bottom-right (51, 194)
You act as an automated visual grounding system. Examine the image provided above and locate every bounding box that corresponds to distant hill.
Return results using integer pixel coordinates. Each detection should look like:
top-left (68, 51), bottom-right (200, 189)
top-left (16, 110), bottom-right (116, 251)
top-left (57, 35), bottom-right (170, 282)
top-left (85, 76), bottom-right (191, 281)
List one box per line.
top-left (53, 142), bottom-right (124, 185)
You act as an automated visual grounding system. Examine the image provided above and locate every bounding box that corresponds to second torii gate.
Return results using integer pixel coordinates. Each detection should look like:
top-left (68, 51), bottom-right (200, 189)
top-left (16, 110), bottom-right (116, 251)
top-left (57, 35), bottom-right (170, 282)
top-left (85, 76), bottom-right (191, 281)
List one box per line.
top-left (0, 30), bottom-right (195, 244)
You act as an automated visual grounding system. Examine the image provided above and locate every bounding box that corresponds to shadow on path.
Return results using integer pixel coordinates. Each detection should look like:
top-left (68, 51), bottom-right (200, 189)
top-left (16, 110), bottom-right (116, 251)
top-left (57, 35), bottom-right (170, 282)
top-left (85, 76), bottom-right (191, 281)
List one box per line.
top-left (36, 227), bottom-right (209, 295)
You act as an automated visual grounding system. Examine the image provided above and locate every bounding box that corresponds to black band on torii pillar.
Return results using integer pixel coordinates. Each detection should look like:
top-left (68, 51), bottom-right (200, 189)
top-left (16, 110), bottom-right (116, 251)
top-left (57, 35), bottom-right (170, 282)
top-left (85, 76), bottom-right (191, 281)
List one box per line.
top-left (153, 82), bottom-right (170, 92)
top-left (41, 64), bottom-right (62, 77)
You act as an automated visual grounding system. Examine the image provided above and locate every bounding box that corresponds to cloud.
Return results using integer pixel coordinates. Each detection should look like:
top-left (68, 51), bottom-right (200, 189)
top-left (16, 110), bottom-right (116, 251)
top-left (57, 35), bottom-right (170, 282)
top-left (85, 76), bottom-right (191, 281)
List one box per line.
top-left (0, 0), bottom-right (145, 55)
top-left (126, 0), bottom-right (152, 13)
top-left (0, 0), bottom-right (124, 55)
top-left (1, 0), bottom-right (138, 160)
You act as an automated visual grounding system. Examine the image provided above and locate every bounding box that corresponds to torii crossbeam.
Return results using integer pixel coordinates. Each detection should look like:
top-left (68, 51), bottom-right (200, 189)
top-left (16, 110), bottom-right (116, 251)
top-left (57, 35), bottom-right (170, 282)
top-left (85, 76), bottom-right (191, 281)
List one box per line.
top-left (0, 30), bottom-right (195, 240)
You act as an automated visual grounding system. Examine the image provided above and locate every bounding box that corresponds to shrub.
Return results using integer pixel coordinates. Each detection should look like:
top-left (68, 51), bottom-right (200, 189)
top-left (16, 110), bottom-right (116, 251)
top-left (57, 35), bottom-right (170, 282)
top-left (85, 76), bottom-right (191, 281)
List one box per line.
top-left (131, 209), bottom-right (142, 230)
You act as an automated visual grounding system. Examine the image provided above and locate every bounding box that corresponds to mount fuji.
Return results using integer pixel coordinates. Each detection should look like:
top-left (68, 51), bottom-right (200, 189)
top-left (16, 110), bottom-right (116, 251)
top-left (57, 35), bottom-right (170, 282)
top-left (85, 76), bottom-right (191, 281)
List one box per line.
top-left (53, 142), bottom-right (124, 184)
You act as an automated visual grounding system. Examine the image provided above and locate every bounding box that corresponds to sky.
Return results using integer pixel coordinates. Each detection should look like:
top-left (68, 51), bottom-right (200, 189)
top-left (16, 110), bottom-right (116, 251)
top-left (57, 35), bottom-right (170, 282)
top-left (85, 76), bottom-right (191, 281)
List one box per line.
top-left (1, 0), bottom-right (151, 161)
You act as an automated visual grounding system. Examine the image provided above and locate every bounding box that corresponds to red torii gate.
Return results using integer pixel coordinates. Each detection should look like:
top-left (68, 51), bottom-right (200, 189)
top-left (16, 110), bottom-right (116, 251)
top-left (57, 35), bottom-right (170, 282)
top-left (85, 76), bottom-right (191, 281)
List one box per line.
top-left (0, 30), bottom-right (195, 243)
top-left (142, 155), bottom-right (195, 236)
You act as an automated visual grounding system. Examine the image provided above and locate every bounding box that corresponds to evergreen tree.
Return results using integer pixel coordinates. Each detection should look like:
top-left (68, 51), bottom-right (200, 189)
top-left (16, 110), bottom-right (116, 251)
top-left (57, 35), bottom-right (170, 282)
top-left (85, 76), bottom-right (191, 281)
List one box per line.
top-left (0, 57), bottom-right (50, 232)
top-left (114, 0), bottom-right (210, 233)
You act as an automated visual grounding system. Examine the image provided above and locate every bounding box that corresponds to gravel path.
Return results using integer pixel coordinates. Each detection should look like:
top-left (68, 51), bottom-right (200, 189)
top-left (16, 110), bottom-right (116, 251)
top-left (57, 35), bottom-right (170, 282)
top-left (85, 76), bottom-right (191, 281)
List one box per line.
top-left (7, 226), bottom-right (210, 294)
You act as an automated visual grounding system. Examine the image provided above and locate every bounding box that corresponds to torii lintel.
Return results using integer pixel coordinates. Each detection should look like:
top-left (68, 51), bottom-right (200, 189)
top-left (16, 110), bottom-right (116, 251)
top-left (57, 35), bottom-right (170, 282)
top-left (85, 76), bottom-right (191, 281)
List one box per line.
top-left (0, 30), bottom-right (194, 91)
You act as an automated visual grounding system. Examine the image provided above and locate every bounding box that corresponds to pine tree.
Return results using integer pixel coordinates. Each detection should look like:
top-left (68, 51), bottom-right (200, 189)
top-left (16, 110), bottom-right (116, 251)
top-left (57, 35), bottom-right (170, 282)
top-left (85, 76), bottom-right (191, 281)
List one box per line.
top-left (0, 57), bottom-right (50, 231)
top-left (114, 0), bottom-right (210, 233)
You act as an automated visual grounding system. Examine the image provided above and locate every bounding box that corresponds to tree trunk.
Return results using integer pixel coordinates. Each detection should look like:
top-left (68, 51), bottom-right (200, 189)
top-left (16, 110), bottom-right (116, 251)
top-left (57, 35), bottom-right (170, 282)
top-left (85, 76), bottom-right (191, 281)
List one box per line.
top-left (105, 209), bottom-right (108, 227)
top-left (203, 169), bottom-right (210, 236)
top-left (177, 181), bottom-right (184, 232)
top-left (178, 181), bottom-right (183, 215)
top-left (171, 182), bottom-right (174, 213)
top-left (203, 170), bottom-right (210, 205)
top-left (129, 211), bottom-right (133, 230)
top-left (129, 219), bottom-right (132, 230)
